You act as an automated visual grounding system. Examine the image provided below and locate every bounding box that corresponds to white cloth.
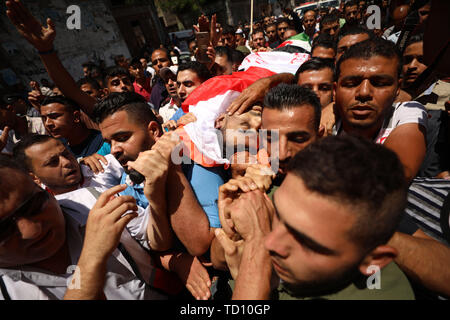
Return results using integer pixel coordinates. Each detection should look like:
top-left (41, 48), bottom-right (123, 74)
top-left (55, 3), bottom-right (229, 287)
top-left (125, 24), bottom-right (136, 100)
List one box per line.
top-left (158, 99), bottom-right (179, 123)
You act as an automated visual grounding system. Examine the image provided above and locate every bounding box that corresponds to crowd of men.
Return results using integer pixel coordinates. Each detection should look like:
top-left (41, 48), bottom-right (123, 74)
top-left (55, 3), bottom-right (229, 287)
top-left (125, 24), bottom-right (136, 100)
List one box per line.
top-left (1, 0), bottom-right (449, 301)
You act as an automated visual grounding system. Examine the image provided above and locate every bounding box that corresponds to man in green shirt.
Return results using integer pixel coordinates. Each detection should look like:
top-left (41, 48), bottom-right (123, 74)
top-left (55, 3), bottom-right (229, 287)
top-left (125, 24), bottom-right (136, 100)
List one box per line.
top-left (288, 10), bottom-right (318, 45)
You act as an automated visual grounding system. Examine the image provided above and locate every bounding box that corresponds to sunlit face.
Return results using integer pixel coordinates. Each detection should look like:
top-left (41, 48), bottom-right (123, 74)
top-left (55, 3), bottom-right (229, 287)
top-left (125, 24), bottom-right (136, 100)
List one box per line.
top-left (215, 55), bottom-right (233, 76)
top-left (223, 33), bottom-right (236, 49)
top-left (129, 63), bottom-right (145, 80)
top-left (345, 5), bottom-right (359, 25)
top-left (303, 11), bottom-right (316, 33)
top-left (311, 46), bottom-right (336, 60)
top-left (26, 139), bottom-right (82, 194)
top-left (266, 25), bottom-right (277, 41)
top-left (297, 68), bottom-right (334, 108)
top-left (40, 103), bottom-right (79, 139)
top-left (99, 110), bottom-right (155, 173)
top-left (0, 170), bottom-right (66, 267)
top-left (277, 22), bottom-right (289, 40)
top-left (321, 21), bottom-right (340, 38)
top-left (176, 69), bottom-right (203, 102)
top-left (106, 75), bottom-right (134, 93)
top-left (335, 56), bottom-right (400, 134)
top-left (265, 174), bottom-right (364, 297)
top-left (402, 41), bottom-right (427, 88)
top-left (262, 106), bottom-right (319, 177)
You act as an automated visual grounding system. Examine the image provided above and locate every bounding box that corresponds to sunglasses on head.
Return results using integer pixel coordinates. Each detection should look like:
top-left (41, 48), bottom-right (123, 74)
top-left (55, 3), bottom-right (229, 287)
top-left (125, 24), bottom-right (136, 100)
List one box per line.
top-left (0, 189), bottom-right (50, 243)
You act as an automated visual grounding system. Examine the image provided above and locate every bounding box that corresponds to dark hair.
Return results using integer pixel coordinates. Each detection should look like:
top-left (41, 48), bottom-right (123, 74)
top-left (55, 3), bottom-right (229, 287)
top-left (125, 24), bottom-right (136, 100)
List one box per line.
top-left (41, 95), bottom-right (80, 111)
top-left (177, 61), bottom-right (212, 83)
top-left (320, 12), bottom-right (339, 29)
top-left (151, 47), bottom-right (171, 61)
top-left (276, 17), bottom-right (293, 28)
top-left (312, 33), bottom-right (337, 53)
top-left (103, 66), bottom-right (132, 86)
top-left (130, 56), bottom-right (143, 68)
top-left (252, 28), bottom-right (265, 37)
top-left (265, 23), bottom-right (277, 30)
top-left (303, 9), bottom-right (316, 17)
top-left (263, 84), bottom-right (321, 131)
top-left (13, 134), bottom-right (55, 171)
top-left (336, 38), bottom-right (403, 80)
top-left (0, 153), bottom-right (27, 173)
top-left (294, 58), bottom-right (335, 83)
top-left (337, 25), bottom-right (373, 43)
top-left (344, 0), bottom-right (359, 11)
top-left (76, 77), bottom-right (101, 91)
top-left (222, 24), bottom-right (236, 35)
top-left (273, 45), bottom-right (310, 54)
top-left (92, 92), bottom-right (160, 128)
top-left (287, 135), bottom-right (407, 251)
top-left (215, 46), bottom-right (233, 63)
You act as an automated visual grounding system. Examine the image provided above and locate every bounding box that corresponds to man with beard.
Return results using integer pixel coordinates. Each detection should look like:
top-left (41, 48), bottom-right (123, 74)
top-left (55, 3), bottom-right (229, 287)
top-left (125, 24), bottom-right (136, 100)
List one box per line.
top-left (215, 135), bottom-right (414, 299)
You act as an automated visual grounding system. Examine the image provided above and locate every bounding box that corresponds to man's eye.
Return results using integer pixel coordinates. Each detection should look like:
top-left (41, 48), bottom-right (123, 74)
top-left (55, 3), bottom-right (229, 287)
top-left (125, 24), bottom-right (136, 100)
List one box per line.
top-left (111, 81), bottom-right (119, 86)
top-left (319, 84), bottom-right (332, 91)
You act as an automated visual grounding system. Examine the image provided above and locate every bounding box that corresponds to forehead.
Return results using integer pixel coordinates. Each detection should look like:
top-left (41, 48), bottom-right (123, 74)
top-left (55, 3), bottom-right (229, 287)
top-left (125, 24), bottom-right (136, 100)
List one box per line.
top-left (322, 21), bottom-right (339, 29)
top-left (312, 46), bottom-right (335, 59)
top-left (345, 4), bottom-right (359, 12)
top-left (152, 50), bottom-right (168, 60)
top-left (266, 26), bottom-right (276, 32)
top-left (227, 106), bottom-right (262, 122)
top-left (298, 69), bottom-right (334, 84)
top-left (177, 69), bottom-right (201, 83)
top-left (108, 74), bottom-right (130, 83)
top-left (278, 22), bottom-right (288, 28)
top-left (40, 103), bottom-right (68, 114)
top-left (253, 32), bottom-right (264, 38)
top-left (304, 11), bottom-right (316, 19)
top-left (338, 33), bottom-right (369, 48)
top-left (262, 105), bottom-right (316, 133)
top-left (339, 56), bottom-right (398, 79)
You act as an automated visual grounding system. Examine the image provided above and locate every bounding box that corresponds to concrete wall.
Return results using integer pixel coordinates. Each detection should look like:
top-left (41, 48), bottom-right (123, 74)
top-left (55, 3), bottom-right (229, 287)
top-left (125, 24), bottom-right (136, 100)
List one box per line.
top-left (0, 0), bottom-right (130, 88)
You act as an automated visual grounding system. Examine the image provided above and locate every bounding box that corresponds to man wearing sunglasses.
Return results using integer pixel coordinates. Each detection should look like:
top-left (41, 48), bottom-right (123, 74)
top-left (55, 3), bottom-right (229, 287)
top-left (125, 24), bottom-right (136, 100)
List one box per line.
top-left (0, 154), bottom-right (168, 299)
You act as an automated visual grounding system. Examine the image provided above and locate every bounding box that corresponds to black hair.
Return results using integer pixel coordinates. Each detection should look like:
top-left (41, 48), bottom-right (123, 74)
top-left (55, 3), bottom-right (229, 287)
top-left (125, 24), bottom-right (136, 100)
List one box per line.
top-left (177, 61), bottom-right (212, 83)
top-left (92, 92), bottom-right (160, 128)
top-left (406, 33), bottom-right (424, 47)
top-left (336, 38), bottom-right (403, 80)
top-left (287, 134), bottom-right (407, 251)
top-left (222, 24), bottom-right (236, 35)
top-left (276, 17), bottom-right (293, 28)
top-left (252, 28), bottom-right (265, 37)
top-left (0, 153), bottom-right (27, 173)
top-left (103, 66), bottom-right (132, 87)
top-left (76, 77), bottom-right (101, 90)
top-left (273, 45), bottom-right (310, 54)
top-left (12, 134), bottom-right (55, 171)
top-left (263, 83), bottom-right (321, 131)
top-left (294, 58), bottom-right (335, 83)
top-left (40, 95), bottom-right (80, 111)
top-left (344, 0), bottom-right (359, 11)
top-left (231, 49), bottom-right (246, 65)
top-left (337, 25), bottom-right (373, 43)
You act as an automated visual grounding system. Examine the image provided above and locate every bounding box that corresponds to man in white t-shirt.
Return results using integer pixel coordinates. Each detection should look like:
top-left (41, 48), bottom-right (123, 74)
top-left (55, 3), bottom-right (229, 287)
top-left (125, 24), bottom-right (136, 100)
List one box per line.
top-left (333, 38), bottom-right (427, 182)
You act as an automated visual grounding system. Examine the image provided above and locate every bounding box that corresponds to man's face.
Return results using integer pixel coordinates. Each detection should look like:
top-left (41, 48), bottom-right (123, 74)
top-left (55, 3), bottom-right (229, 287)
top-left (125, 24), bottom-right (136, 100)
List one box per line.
top-left (99, 110), bottom-right (154, 173)
top-left (40, 103), bottom-right (78, 139)
top-left (26, 139), bottom-right (82, 193)
top-left (189, 41), bottom-right (197, 55)
top-left (345, 5), bottom-right (360, 25)
top-left (303, 11), bottom-right (316, 33)
top-left (0, 170), bottom-right (65, 267)
top-left (106, 75), bottom-right (134, 93)
top-left (80, 83), bottom-right (102, 100)
top-left (176, 69), bottom-right (203, 102)
top-left (223, 33), bottom-right (236, 49)
top-left (298, 69), bottom-right (334, 108)
top-left (265, 174), bottom-right (364, 297)
top-left (262, 106), bottom-right (319, 177)
top-left (140, 58), bottom-right (147, 70)
top-left (321, 21), bottom-right (340, 38)
top-left (277, 22), bottom-right (289, 40)
top-left (402, 42), bottom-right (427, 88)
top-left (311, 46), bottom-right (336, 60)
top-left (418, 3), bottom-right (430, 25)
top-left (336, 33), bottom-right (370, 62)
top-left (151, 50), bottom-right (172, 75)
top-left (215, 55), bottom-right (233, 76)
top-left (335, 56), bottom-right (400, 133)
top-left (266, 25), bottom-right (277, 41)
top-left (264, 17), bottom-right (272, 26)
top-left (252, 32), bottom-right (266, 49)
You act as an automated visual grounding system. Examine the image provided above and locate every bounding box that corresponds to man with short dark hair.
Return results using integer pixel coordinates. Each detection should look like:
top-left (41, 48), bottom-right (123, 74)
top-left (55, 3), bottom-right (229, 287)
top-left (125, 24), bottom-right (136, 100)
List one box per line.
top-left (289, 10), bottom-right (317, 44)
top-left (320, 13), bottom-right (341, 38)
top-left (265, 23), bottom-right (281, 49)
top-left (335, 26), bottom-right (372, 62)
top-left (295, 58), bottom-right (334, 109)
top-left (221, 25), bottom-right (237, 50)
top-left (311, 33), bottom-right (337, 60)
top-left (251, 29), bottom-right (267, 51)
top-left (334, 38), bottom-right (427, 182)
top-left (129, 57), bottom-right (152, 102)
top-left (343, 0), bottom-right (361, 26)
top-left (149, 48), bottom-right (173, 111)
top-left (213, 46), bottom-right (234, 76)
top-left (276, 18), bottom-right (293, 41)
top-left (215, 135), bottom-right (414, 300)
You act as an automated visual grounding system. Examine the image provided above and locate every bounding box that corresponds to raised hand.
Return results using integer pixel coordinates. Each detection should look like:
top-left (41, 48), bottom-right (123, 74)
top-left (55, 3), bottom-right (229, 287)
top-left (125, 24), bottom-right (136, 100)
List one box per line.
top-left (6, 0), bottom-right (56, 52)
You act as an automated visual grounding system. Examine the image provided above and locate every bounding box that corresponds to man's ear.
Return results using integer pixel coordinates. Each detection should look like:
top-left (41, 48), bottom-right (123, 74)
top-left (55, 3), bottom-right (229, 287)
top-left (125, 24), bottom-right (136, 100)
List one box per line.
top-left (358, 245), bottom-right (398, 276)
top-left (73, 110), bottom-right (81, 123)
top-left (29, 172), bottom-right (42, 187)
top-left (147, 120), bottom-right (163, 140)
top-left (215, 113), bottom-right (226, 129)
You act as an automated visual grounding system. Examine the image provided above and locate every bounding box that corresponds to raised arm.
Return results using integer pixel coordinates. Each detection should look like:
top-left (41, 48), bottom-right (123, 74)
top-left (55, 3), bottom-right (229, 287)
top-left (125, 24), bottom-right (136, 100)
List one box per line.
top-left (6, 0), bottom-right (97, 116)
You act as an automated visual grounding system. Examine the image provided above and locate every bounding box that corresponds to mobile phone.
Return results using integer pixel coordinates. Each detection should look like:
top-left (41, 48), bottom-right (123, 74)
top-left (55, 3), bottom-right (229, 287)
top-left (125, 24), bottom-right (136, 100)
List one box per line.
top-left (196, 31), bottom-right (210, 63)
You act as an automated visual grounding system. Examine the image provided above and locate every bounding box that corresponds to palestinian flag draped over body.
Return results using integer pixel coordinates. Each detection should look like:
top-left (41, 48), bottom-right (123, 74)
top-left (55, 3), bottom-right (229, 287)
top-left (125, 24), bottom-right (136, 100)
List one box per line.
top-left (176, 49), bottom-right (310, 167)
